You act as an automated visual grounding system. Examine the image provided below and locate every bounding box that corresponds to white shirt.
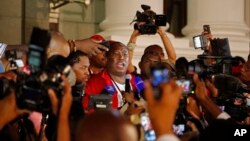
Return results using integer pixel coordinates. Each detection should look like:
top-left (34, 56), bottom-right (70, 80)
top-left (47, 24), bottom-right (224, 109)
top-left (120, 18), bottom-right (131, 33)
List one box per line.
top-left (112, 81), bottom-right (125, 107)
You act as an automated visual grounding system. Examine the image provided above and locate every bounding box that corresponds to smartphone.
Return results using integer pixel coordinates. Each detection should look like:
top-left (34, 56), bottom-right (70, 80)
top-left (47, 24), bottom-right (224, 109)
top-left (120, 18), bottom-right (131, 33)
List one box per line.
top-left (176, 79), bottom-right (194, 95)
top-left (203, 25), bottom-right (211, 34)
top-left (173, 113), bottom-right (187, 136)
top-left (173, 124), bottom-right (186, 136)
top-left (15, 59), bottom-right (24, 67)
top-left (140, 112), bottom-right (156, 141)
top-left (150, 62), bottom-right (169, 100)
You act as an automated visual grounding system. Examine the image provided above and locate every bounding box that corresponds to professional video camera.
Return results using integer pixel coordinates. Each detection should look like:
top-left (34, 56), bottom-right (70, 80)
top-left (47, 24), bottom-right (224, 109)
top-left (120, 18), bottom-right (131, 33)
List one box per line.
top-left (131, 4), bottom-right (167, 34)
top-left (0, 27), bottom-right (75, 113)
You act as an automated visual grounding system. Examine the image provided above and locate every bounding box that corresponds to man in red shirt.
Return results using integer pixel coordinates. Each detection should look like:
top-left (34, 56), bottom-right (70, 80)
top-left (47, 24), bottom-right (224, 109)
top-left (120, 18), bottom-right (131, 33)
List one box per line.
top-left (83, 41), bottom-right (144, 111)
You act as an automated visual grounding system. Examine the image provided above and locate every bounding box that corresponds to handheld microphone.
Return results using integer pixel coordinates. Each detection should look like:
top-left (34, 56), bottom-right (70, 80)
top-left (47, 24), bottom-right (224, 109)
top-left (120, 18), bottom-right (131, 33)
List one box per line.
top-left (125, 74), bottom-right (131, 93)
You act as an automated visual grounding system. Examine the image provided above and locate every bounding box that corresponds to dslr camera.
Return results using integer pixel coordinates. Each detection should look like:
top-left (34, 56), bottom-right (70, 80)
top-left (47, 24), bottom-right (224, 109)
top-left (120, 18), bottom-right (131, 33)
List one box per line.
top-left (131, 4), bottom-right (167, 35)
top-left (0, 27), bottom-right (74, 113)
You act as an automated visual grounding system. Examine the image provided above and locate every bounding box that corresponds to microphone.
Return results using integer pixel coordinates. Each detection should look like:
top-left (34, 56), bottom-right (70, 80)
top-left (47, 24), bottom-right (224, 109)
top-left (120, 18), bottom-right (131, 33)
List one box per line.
top-left (125, 74), bottom-right (131, 93)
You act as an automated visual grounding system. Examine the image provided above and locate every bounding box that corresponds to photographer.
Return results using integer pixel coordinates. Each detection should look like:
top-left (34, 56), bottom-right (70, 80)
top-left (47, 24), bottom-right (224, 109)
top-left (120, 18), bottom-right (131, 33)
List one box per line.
top-left (127, 27), bottom-right (176, 79)
top-left (0, 75), bottom-right (72, 141)
top-left (191, 73), bottom-right (250, 140)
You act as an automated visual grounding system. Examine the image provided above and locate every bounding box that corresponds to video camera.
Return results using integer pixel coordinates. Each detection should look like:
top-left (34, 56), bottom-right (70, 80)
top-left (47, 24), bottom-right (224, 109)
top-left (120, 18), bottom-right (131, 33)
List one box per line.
top-left (131, 4), bottom-right (167, 35)
top-left (0, 27), bottom-right (74, 113)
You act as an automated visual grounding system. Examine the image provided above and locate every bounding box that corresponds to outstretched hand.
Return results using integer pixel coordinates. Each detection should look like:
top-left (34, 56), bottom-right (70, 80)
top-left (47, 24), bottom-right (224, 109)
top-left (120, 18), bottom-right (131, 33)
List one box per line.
top-left (144, 80), bottom-right (182, 137)
top-left (75, 38), bottom-right (108, 56)
top-left (193, 74), bottom-right (209, 101)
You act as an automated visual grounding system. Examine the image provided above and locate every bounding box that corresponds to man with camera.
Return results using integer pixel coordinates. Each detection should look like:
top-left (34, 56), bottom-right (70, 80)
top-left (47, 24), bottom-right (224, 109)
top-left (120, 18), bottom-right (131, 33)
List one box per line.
top-left (127, 5), bottom-right (176, 79)
top-left (0, 73), bottom-right (72, 141)
top-left (127, 27), bottom-right (176, 80)
top-left (128, 27), bottom-right (176, 79)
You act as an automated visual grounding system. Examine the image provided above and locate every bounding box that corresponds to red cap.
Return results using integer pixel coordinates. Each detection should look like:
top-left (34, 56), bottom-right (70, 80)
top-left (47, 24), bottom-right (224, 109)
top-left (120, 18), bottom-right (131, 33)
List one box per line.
top-left (90, 34), bottom-right (105, 43)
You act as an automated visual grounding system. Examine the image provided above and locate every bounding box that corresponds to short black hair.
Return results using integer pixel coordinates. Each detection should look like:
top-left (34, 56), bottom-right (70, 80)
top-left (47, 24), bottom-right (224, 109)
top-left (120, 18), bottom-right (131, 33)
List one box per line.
top-left (67, 50), bottom-right (88, 66)
top-left (106, 41), bottom-right (127, 57)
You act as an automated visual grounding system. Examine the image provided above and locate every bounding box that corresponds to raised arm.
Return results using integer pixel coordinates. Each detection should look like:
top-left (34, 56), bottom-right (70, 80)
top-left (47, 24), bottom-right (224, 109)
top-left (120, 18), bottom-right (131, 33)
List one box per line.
top-left (193, 74), bottom-right (222, 119)
top-left (69, 38), bottom-right (108, 56)
top-left (157, 28), bottom-right (176, 63)
top-left (127, 30), bottom-right (140, 73)
top-left (144, 80), bottom-right (182, 139)
top-left (48, 76), bottom-right (72, 141)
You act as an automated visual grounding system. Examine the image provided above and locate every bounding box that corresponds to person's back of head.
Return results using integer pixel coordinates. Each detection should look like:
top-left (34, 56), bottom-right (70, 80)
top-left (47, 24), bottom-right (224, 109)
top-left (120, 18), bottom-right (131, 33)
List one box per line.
top-left (75, 110), bottom-right (138, 141)
top-left (175, 57), bottom-right (189, 78)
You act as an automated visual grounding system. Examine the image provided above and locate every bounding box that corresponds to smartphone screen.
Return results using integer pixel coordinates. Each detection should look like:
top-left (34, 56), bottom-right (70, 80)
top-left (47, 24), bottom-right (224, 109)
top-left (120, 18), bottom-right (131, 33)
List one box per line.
top-left (150, 65), bottom-right (169, 100)
top-left (15, 59), bottom-right (24, 67)
top-left (0, 43), bottom-right (7, 58)
top-left (151, 68), bottom-right (169, 87)
top-left (140, 112), bottom-right (156, 141)
top-left (173, 124), bottom-right (185, 136)
top-left (176, 79), bottom-right (194, 95)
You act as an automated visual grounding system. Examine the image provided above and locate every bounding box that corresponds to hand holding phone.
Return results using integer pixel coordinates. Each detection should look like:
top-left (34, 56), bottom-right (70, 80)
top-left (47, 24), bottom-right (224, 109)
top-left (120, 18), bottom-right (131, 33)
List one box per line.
top-left (149, 62), bottom-right (169, 100)
top-left (140, 112), bottom-right (156, 141)
top-left (203, 25), bottom-right (211, 34)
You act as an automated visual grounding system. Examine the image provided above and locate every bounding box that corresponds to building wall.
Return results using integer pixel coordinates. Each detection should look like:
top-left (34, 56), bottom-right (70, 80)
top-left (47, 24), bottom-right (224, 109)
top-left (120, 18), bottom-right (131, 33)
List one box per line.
top-left (0, 0), bottom-right (249, 55)
top-left (246, 0), bottom-right (250, 41)
top-left (59, 0), bottom-right (105, 40)
top-left (0, 0), bottom-right (22, 44)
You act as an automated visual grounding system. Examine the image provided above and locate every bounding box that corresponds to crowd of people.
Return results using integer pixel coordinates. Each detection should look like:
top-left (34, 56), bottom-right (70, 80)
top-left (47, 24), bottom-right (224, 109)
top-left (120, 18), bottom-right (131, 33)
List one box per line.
top-left (0, 25), bottom-right (250, 141)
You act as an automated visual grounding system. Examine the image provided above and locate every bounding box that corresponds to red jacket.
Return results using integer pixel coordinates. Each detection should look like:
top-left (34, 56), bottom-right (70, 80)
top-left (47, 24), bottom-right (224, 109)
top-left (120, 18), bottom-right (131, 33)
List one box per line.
top-left (83, 69), bottom-right (144, 110)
